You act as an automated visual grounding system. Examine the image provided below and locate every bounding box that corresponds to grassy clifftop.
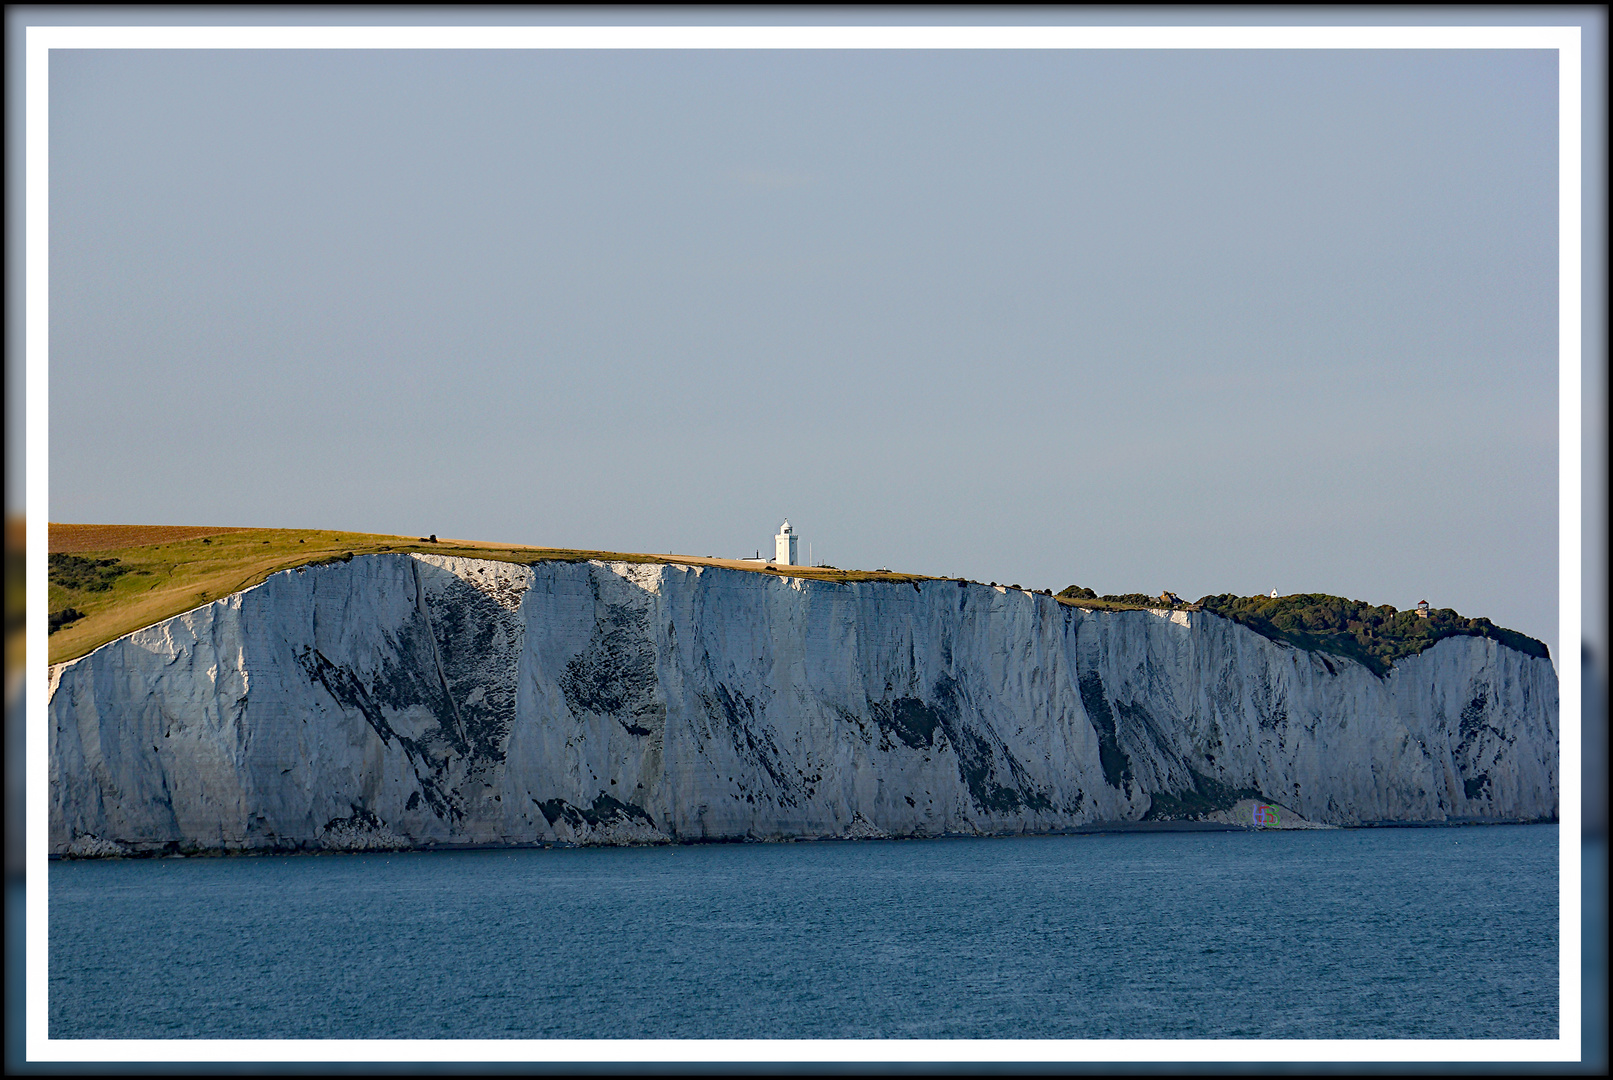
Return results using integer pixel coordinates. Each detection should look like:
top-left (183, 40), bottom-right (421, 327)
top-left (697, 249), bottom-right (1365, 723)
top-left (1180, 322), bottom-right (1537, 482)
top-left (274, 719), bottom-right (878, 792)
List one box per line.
top-left (44, 524), bottom-right (1549, 675)
top-left (44, 524), bottom-right (934, 665)
top-left (46, 527), bottom-right (560, 663)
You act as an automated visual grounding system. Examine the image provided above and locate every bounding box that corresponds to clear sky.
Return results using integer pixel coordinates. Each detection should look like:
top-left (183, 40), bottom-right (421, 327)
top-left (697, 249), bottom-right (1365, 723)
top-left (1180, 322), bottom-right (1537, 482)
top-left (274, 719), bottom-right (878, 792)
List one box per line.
top-left (22, 20), bottom-right (1596, 664)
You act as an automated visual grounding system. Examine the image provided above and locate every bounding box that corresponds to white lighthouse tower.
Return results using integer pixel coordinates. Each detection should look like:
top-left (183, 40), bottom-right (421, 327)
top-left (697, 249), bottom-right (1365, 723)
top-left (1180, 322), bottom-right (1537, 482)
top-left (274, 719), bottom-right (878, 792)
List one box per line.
top-left (775, 520), bottom-right (799, 566)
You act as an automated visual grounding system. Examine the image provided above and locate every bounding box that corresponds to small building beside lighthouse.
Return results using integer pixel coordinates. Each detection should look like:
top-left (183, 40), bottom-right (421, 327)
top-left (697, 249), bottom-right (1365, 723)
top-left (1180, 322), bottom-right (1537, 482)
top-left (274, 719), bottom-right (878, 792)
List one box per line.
top-left (775, 520), bottom-right (799, 566)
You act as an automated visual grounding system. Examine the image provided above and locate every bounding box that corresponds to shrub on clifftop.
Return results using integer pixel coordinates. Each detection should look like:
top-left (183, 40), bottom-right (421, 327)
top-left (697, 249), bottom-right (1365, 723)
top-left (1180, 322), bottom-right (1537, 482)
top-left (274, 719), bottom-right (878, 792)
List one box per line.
top-left (48, 553), bottom-right (130, 592)
top-left (1195, 592), bottom-right (1550, 676)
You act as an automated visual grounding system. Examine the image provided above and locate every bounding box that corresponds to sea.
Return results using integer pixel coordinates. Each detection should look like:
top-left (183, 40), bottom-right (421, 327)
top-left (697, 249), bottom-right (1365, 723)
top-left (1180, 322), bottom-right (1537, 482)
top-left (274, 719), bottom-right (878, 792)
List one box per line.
top-left (47, 824), bottom-right (1559, 1041)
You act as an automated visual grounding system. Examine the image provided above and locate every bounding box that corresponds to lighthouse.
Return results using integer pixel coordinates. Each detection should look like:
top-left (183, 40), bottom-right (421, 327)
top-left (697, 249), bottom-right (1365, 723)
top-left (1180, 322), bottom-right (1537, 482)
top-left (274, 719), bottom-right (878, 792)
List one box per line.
top-left (775, 520), bottom-right (799, 566)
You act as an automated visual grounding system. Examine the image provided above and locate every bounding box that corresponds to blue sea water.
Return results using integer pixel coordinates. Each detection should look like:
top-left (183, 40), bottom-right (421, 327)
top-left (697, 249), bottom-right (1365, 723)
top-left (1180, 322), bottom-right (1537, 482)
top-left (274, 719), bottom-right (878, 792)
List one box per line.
top-left (47, 825), bottom-right (1558, 1040)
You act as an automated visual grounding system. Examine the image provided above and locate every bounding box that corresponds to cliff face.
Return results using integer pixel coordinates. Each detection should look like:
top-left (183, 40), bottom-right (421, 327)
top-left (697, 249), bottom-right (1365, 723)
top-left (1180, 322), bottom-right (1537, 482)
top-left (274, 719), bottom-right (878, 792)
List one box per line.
top-left (48, 555), bottom-right (1558, 854)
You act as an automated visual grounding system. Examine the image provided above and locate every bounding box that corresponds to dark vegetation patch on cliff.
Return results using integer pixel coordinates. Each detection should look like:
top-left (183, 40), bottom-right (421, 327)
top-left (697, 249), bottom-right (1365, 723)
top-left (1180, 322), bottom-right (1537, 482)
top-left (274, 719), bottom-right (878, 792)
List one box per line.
top-left (1056, 587), bottom-right (1199, 613)
top-left (1458, 689), bottom-right (1492, 745)
top-left (421, 566), bottom-right (523, 759)
top-left (49, 552), bottom-right (148, 634)
top-left (1143, 769), bottom-right (1264, 821)
top-left (1195, 594), bottom-right (1549, 676)
top-left (952, 723), bottom-right (1052, 815)
top-left (295, 646), bottom-right (460, 821)
top-left (49, 552), bottom-right (136, 592)
top-left (1101, 593), bottom-right (1180, 608)
top-left (920, 676), bottom-right (1047, 814)
top-left (1077, 671), bottom-right (1133, 788)
top-left (536, 792), bottom-right (657, 831)
top-left (1454, 690), bottom-right (1502, 803)
top-left (869, 697), bottom-right (944, 750)
top-left (866, 682), bottom-right (1053, 815)
top-left (561, 598), bottom-right (664, 738)
top-left (49, 607), bottom-right (85, 634)
top-left (705, 683), bottom-right (797, 805)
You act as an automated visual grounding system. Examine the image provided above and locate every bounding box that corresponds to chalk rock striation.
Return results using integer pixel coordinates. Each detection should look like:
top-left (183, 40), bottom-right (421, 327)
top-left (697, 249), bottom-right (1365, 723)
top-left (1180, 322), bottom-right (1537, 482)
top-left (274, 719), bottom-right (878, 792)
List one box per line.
top-left (48, 555), bottom-right (1558, 855)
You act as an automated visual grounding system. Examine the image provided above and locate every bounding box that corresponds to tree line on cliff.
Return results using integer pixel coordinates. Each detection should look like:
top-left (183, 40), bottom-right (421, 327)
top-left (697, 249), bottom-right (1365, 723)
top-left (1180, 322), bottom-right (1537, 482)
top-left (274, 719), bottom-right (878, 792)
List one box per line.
top-left (1056, 586), bottom-right (1549, 676)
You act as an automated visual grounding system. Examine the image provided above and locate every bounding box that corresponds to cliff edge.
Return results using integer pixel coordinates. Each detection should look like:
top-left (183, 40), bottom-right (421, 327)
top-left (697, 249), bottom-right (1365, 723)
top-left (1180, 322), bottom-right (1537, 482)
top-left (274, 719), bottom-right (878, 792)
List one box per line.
top-left (48, 555), bottom-right (1558, 855)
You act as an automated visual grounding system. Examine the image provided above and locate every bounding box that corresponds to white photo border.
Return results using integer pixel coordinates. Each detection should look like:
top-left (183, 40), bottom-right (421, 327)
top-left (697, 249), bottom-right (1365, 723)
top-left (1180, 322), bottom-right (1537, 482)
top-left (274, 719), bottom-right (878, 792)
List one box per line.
top-left (23, 21), bottom-right (1585, 1065)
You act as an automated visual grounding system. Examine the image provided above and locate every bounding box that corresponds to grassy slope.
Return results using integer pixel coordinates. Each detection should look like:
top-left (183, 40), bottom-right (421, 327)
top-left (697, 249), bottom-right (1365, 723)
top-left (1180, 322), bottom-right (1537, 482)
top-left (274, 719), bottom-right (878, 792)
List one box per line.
top-left (1052, 597), bottom-right (1164, 613)
top-left (45, 525), bottom-right (935, 665)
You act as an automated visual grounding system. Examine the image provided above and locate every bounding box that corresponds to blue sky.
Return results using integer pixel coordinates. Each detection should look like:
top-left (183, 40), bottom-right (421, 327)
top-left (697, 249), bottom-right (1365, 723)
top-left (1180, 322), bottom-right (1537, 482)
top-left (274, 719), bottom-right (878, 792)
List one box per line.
top-left (18, 18), bottom-right (1602, 665)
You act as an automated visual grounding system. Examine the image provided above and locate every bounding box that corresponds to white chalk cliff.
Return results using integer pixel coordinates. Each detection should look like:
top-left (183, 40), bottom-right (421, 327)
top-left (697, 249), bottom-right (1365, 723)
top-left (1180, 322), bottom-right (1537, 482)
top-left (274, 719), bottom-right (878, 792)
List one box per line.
top-left (48, 555), bottom-right (1558, 855)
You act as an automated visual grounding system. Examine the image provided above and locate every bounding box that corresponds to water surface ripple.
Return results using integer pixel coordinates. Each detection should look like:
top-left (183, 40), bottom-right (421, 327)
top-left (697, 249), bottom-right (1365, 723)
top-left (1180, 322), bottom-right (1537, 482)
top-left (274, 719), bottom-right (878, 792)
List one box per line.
top-left (49, 825), bottom-right (1557, 1039)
